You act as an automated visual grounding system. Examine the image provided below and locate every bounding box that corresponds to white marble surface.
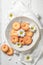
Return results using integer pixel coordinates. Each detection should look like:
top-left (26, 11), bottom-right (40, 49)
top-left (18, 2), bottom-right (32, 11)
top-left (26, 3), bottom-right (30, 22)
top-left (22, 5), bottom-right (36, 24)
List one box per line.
top-left (31, 0), bottom-right (43, 28)
top-left (1, 0), bottom-right (43, 65)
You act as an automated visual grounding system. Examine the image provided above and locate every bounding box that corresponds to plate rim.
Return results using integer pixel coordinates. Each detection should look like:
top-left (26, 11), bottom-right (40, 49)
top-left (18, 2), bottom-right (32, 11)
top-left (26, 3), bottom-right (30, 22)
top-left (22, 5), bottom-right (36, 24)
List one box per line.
top-left (5, 16), bottom-right (40, 52)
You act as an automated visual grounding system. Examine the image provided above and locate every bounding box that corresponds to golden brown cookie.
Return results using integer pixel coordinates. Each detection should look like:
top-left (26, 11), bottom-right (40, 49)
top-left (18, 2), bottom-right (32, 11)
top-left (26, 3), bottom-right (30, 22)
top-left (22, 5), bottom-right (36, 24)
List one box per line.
top-left (11, 35), bottom-right (18, 43)
top-left (24, 36), bottom-right (32, 45)
top-left (12, 22), bottom-right (20, 30)
top-left (26, 31), bottom-right (34, 37)
top-left (21, 22), bottom-right (29, 31)
top-left (10, 29), bottom-right (18, 36)
top-left (19, 37), bottom-right (25, 45)
top-left (1, 44), bottom-right (9, 53)
top-left (7, 48), bottom-right (14, 56)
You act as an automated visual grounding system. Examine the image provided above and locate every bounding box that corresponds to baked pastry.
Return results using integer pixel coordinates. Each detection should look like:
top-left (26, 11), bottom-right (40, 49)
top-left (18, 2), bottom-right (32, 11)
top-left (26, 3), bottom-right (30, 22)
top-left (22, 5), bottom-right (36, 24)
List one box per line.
top-left (24, 36), bottom-right (32, 45)
top-left (11, 35), bottom-right (18, 43)
top-left (26, 31), bottom-right (34, 37)
top-left (21, 22), bottom-right (29, 31)
top-left (19, 37), bottom-right (25, 45)
top-left (1, 44), bottom-right (9, 53)
top-left (7, 48), bottom-right (14, 56)
top-left (12, 22), bottom-right (20, 30)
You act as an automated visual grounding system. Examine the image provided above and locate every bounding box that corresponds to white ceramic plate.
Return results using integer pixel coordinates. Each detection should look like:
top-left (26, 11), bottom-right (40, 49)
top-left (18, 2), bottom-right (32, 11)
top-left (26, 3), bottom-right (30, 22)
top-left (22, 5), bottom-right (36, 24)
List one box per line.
top-left (5, 17), bottom-right (40, 52)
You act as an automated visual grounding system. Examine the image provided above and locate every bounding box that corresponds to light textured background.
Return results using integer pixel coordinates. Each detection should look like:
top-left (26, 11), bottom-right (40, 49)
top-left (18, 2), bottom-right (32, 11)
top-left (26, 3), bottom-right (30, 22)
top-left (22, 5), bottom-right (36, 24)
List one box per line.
top-left (31, 0), bottom-right (43, 26)
top-left (1, 0), bottom-right (43, 65)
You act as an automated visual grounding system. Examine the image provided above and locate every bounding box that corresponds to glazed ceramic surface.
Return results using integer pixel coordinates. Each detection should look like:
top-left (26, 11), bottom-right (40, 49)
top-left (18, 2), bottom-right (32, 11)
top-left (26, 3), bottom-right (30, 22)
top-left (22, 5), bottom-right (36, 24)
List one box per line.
top-left (5, 17), bottom-right (40, 52)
